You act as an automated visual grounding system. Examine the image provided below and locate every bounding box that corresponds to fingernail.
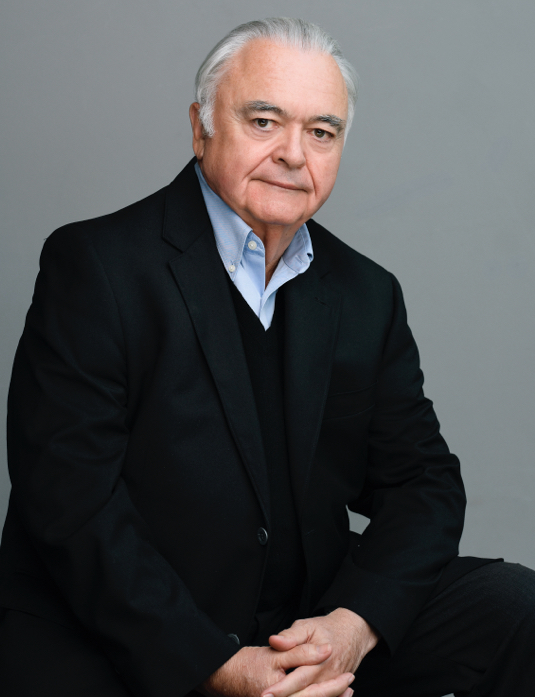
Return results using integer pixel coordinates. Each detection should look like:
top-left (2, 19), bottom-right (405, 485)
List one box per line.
top-left (348, 675), bottom-right (355, 684)
top-left (317, 643), bottom-right (331, 652)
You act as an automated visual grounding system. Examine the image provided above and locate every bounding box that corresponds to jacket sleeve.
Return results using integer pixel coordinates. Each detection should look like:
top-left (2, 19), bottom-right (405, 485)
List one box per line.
top-left (7, 227), bottom-right (239, 697)
top-left (315, 272), bottom-right (466, 654)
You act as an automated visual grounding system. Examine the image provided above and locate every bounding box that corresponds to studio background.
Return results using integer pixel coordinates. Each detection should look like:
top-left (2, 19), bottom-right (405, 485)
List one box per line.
top-left (1, 0), bottom-right (534, 571)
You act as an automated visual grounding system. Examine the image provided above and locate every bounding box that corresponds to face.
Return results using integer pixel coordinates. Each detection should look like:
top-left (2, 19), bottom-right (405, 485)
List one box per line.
top-left (190, 39), bottom-right (348, 239)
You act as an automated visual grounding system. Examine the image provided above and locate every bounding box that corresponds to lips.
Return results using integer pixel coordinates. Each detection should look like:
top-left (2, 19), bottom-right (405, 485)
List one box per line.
top-left (260, 180), bottom-right (305, 191)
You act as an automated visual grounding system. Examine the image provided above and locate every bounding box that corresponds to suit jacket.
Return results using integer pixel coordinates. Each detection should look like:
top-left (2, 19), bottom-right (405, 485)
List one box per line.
top-left (0, 159), bottom-right (481, 696)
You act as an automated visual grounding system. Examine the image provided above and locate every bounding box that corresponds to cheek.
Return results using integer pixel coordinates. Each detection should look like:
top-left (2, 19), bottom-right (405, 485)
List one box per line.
top-left (203, 155), bottom-right (242, 199)
top-left (312, 162), bottom-right (340, 203)
top-left (219, 150), bottom-right (259, 186)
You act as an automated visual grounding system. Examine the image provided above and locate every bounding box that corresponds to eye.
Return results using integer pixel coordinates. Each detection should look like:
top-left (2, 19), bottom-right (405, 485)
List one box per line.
top-left (255, 118), bottom-right (272, 128)
top-left (313, 128), bottom-right (331, 139)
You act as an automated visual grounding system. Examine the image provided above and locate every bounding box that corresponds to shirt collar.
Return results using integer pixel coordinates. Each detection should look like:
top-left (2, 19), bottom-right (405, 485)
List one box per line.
top-left (194, 162), bottom-right (313, 275)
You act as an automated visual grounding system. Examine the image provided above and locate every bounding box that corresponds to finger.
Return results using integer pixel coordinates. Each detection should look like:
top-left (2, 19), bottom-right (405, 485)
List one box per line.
top-left (295, 673), bottom-right (354, 697)
top-left (261, 664), bottom-right (321, 697)
top-left (276, 643), bottom-right (332, 671)
top-left (338, 688), bottom-right (354, 697)
top-left (270, 634), bottom-right (297, 650)
top-left (271, 673), bottom-right (354, 697)
top-left (270, 623), bottom-right (312, 651)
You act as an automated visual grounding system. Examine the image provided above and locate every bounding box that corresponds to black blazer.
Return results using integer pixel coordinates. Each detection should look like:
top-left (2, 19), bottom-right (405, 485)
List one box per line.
top-left (0, 160), bottom-right (479, 696)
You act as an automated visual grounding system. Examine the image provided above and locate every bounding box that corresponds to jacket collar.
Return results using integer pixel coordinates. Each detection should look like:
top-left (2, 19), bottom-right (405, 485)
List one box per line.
top-left (162, 158), bottom-right (341, 520)
top-left (162, 158), bottom-right (213, 253)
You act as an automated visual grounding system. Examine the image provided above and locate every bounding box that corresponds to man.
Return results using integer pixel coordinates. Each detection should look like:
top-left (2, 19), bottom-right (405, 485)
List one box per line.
top-left (0, 17), bottom-right (533, 697)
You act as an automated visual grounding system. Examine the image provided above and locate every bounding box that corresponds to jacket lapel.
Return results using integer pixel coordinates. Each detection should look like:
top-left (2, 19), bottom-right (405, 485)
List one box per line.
top-left (162, 161), bottom-right (270, 521)
top-left (283, 253), bottom-right (342, 518)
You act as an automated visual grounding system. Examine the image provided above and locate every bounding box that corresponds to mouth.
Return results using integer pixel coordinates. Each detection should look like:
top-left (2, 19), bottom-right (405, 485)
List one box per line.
top-left (260, 180), bottom-right (305, 191)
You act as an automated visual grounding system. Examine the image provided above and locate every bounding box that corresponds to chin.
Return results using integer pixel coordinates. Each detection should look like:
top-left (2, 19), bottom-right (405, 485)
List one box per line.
top-left (246, 187), bottom-right (310, 227)
top-left (255, 213), bottom-right (306, 228)
top-left (251, 203), bottom-right (308, 228)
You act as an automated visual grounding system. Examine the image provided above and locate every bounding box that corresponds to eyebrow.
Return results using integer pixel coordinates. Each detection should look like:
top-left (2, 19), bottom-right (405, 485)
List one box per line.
top-left (240, 100), bottom-right (286, 116)
top-left (313, 114), bottom-right (346, 135)
top-left (240, 101), bottom-right (346, 135)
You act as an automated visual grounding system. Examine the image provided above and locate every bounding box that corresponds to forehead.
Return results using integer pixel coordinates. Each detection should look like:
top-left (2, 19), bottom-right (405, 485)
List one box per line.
top-left (217, 39), bottom-right (348, 119)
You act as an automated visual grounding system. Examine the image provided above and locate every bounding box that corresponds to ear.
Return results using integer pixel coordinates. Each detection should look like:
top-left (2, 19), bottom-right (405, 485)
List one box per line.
top-left (189, 102), bottom-right (206, 161)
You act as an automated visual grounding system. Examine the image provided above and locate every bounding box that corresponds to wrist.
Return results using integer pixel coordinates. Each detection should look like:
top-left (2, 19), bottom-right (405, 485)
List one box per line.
top-left (199, 649), bottom-right (241, 697)
top-left (328, 607), bottom-right (381, 653)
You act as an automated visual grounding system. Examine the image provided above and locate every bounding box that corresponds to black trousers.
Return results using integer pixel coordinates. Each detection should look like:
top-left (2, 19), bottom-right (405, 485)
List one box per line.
top-left (1, 561), bottom-right (534, 697)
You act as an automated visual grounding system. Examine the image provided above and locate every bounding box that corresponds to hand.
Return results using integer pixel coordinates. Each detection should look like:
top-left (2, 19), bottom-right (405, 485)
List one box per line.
top-left (200, 642), bottom-right (354, 697)
top-left (261, 609), bottom-right (380, 697)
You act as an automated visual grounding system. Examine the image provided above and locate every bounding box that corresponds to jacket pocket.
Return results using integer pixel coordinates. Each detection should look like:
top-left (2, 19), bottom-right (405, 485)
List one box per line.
top-left (323, 382), bottom-right (377, 421)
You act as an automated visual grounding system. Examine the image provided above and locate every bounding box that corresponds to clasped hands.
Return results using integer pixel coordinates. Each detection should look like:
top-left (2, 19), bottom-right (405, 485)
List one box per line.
top-left (201, 608), bottom-right (379, 697)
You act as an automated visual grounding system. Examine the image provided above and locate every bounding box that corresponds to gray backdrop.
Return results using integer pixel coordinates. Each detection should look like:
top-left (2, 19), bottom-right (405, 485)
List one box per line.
top-left (1, 0), bottom-right (534, 575)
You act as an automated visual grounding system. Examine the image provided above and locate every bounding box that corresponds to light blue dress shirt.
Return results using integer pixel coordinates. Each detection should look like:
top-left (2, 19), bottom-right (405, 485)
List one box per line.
top-left (195, 163), bottom-right (314, 330)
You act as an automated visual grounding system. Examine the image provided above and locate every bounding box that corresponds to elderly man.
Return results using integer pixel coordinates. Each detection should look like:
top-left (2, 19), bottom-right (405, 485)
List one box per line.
top-left (0, 17), bottom-right (534, 697)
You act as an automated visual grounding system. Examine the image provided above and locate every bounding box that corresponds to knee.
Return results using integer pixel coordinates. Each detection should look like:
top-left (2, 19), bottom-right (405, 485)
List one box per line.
top-left (496, 563), bottom-right (535, 629)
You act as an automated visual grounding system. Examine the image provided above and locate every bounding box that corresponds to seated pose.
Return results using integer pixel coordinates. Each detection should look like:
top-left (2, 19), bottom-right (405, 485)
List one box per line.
top-left (0, 17), bottom-right (533, 697)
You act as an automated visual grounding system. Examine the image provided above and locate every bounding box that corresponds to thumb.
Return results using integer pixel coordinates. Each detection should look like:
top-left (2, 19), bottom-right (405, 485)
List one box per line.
top-left (269, 623), bottom-right (313, 651)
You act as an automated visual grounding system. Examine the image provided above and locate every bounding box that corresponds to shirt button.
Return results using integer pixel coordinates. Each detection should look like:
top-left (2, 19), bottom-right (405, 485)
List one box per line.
top-left (257, 527), bottom-right (268, 545)
top-left (248, 240), bottom-right (257, 251)
top-left (228, 264), bottom-right (236, 273)
top-left (228, 633), bottom-right (240, 645)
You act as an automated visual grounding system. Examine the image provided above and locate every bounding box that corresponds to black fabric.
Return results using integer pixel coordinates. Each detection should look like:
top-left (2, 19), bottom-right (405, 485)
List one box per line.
top-left (352, 560), bottom-right (535, 696)
top-left (226, 279), bottom-right (305, 644)
top-left (2, 561), bottom-right (534, 696)
top-left (0, 159), bottom-right (494, 695)
top-left (0, 609), bottom-right (133, 696)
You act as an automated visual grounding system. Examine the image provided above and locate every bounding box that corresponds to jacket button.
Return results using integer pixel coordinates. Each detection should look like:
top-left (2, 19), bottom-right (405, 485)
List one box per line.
top-left (228, 633), bottom-right (240, 645)
top-left (257, 527), bottom-right (268, 545)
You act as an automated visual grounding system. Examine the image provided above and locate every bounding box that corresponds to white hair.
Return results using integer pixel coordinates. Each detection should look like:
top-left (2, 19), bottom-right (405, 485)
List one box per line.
top-left (195, 17), bottom-right (358, 140)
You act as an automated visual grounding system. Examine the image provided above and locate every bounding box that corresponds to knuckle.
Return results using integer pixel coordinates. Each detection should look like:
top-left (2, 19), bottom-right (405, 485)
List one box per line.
top-left (303, 666), bottom-right (319, 687)
top-left (302, 643), bottom-right (315, 655)
top-left (275, 667), bottom-right (286, 681)
top-left (302, 682), bottom-right (328, 697)
top-left (316, 685), bottom-right (330, 697)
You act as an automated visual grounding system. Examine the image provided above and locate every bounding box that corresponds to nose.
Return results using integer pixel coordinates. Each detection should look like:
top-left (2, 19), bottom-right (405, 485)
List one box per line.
top-left (273, 126), bottom-right (306, 169)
